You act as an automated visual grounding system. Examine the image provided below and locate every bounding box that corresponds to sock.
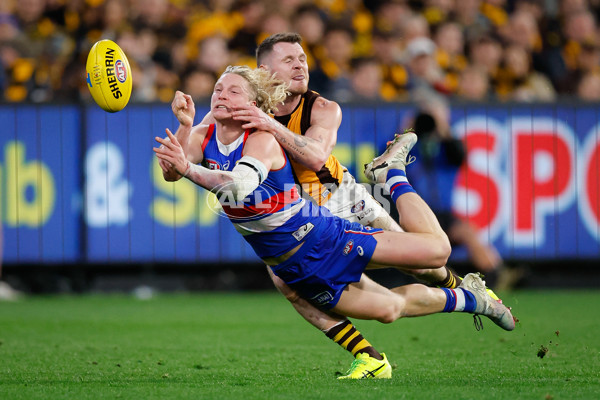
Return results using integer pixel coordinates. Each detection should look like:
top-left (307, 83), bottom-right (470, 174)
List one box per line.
top-left (441, 288), bottom-right (477, 313)
top-left (438, 266), bottom-right (462, 289)
top-left (324, 320), bottom-right (382, 360)
top-left (384, 169), bottom-right (416, 203)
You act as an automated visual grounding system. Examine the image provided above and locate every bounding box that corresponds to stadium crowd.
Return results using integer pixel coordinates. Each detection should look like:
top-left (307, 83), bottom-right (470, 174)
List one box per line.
top-left (0, 0), bottom-right (599, 105)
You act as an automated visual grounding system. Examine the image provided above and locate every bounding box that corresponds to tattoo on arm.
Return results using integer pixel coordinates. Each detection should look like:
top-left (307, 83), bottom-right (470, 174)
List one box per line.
top-left (293, 136), bottom-right (308, 147)
top-left (273, 131), bottom-right (306, 157)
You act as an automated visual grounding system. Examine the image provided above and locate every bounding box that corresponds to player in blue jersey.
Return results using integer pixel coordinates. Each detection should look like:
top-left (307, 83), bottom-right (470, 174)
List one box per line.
top-left (161, 33), bottom-right (503, 381)
top-left (153, 65), bottom-right (515, 379)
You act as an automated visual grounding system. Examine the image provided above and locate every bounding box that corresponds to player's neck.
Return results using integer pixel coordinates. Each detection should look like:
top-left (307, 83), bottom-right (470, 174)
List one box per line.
top-left (215, 119), bottom-right (245, 145)
top-left (275, 93), bottom-right (303, 116)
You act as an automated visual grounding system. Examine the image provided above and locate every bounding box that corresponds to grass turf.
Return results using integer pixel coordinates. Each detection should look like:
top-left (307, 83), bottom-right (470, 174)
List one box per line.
top-left (0, 290), bottom-right (598, 399)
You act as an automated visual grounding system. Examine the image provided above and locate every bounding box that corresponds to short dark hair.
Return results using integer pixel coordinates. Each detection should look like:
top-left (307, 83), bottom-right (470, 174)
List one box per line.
top-left (256, 32), bottom-right (302, 65)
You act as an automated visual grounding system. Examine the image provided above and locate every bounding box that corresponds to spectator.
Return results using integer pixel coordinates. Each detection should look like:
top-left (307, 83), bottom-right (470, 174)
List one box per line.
top-left (0, 0), bottom-right (598, 103)
top-left (404, 36), bottom-right (449, 96)
top-left (577, 71), bottom-right (600, 100)
top-left (480, 0), bottom-right (509, 29)
top-left (131, 0), bottom-right (187, 61)
top-left (195, 35), bottom-right (234, 76)
top-left (456, 64), bottom-right (491, 100)
top-left (557, 9), bottom-right (598, 92)
top-left (467, 33), bottom-right (504, 94)
top-left (347, 56), bottom-right (383, 101)
top-left (372, 0), bottom-right (412, 35)
top-left (400, 12), bottom-right (431, 44)
top-left (501, 8), bottom-right (548, 79)
top-left (152, 50), bottom-right (180, 103)
top-left (185, 1), bottom-right (240, 56)
top-left (100, 0), bottom-right (132, 39)
top-left (181, 67), bottom-right (216, 102)
top-left (557, 38), bottom-right (600, 92)
top-left (501, 9), bottom-right (542, 54)
top-left (227, 0), bottom-right (266, 59)
top-left (318, 23), bottom-right (355, 99)
top-left (371, 28), bottom-right (409, 100)
top-left (454, 0), bottom-right (492, 41)
top-left (269, 0), bottom-right (307, 20)
top-left (433, 21), bottom-right (468, 94)
top-left (291, 4), bottom-right (329, 94)
top-left (496, 43), bottom-right (556, 102)
top-left (512, 0), bottom-right (545, 23)
top-left (258, 12), bottom-right (292, 45)
top-left (422, 0), bottom-right (455, 27)
top-left (119, 29), bottom-right (160, 101)
top-left (5, 0), bottom-right (74, 102)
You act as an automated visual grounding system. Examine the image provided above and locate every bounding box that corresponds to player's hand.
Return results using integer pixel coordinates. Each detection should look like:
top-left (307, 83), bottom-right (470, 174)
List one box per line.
top-left (153, 129), bottom-right (190, 176)
top-left (231, 104), bottom-right (276, 132)
top-left (171, 91), bottom-right (195, 127)
top-left (158, 157), bottom-right (174, 173)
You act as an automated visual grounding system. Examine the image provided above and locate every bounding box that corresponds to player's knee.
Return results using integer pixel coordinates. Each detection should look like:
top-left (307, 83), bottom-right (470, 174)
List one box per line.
top-left (432, 234), bottom-right (452, 267)
top-left (283, 289), bottom-right (302, 304)
top-left (274, 282), bottom-right (301, 304)
top-left (268, 267), bottom-right (299, 302)
top-left (376, 304), bottom-right (401, 324)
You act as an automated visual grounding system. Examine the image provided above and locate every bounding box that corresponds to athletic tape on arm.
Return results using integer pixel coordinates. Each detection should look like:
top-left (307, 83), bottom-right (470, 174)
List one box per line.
top-left (183, 155), bottom-right (268, 201)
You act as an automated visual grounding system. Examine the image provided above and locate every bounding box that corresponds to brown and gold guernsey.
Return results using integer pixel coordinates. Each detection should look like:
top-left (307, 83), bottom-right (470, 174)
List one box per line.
top-left (274, 90), bottom-right (344, 206)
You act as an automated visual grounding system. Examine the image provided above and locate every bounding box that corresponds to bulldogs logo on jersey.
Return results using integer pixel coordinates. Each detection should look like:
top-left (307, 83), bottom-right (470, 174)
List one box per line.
top-left (343, 239), bottom-right (354, 256)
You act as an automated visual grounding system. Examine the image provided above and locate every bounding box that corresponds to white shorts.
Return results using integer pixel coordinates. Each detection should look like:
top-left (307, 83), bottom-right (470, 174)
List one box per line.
top-left (324, 170), bottom-right (386, 226)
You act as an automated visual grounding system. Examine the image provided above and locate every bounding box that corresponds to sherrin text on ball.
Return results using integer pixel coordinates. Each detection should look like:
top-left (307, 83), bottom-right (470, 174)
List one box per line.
top-left (86, 39), bottom-right (132, 113)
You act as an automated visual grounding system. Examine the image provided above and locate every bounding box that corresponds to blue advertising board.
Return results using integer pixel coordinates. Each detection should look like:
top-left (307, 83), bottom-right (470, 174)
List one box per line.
top-left (0, 105), bottom-right (80, 263)
top-left (1, 103), bottom-right (599, 264)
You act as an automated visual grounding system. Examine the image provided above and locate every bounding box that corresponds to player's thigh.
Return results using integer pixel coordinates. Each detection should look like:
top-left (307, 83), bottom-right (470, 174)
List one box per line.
top-left (332, 277), bottom-right (403, 323)
top-left (367, 231), bottom-right (447, 269)
top-left (356, 273), bottom-right (395, 295)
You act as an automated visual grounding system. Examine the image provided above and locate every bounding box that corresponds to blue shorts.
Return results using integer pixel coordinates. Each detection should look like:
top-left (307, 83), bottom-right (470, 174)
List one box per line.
top-left (270, 216), bottom-right (382, 310)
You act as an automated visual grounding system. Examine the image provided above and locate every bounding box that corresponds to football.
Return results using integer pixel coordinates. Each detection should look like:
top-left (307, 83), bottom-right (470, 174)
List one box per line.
top-left (86, 39), bottom-right (132, 113)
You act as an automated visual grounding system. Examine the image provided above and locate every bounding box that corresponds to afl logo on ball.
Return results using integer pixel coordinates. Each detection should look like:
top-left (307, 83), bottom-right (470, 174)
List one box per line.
top-left (115, 60), bottom-right (127, 83)
top-left (343, 240), bottom-right (354, 255)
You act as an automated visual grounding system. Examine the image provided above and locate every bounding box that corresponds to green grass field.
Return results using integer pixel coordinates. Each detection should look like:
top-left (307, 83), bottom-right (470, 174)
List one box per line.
top-left (1, 290), bottom-right (598, 399)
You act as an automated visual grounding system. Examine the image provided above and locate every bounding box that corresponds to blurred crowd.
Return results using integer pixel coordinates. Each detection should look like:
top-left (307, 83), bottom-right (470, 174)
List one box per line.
top-left (1, 0), bottom-right (600, 105)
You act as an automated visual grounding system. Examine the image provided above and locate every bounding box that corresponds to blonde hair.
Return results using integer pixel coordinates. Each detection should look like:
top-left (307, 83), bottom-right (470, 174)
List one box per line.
top-left (222, 65), bottom-right (289, 113)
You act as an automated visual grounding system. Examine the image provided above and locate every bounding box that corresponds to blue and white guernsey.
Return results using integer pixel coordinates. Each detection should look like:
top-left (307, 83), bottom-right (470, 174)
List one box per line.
top-left (201, 124), bottom-right (328, 259)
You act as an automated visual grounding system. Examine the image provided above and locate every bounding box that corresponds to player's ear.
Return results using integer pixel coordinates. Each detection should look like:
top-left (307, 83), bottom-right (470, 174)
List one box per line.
top-left (259, 64), bottom-right (270, 71)
top-left (250, 100), bottom-right (257, 107)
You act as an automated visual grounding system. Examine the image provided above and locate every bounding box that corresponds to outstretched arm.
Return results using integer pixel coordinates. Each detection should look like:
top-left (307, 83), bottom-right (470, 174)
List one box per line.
top-left (159, 91), bottom-right (206, 181)
top-left (231, 97), bottom-right (341, 171)
top-left (154, 129), bottom-right (281, 201)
